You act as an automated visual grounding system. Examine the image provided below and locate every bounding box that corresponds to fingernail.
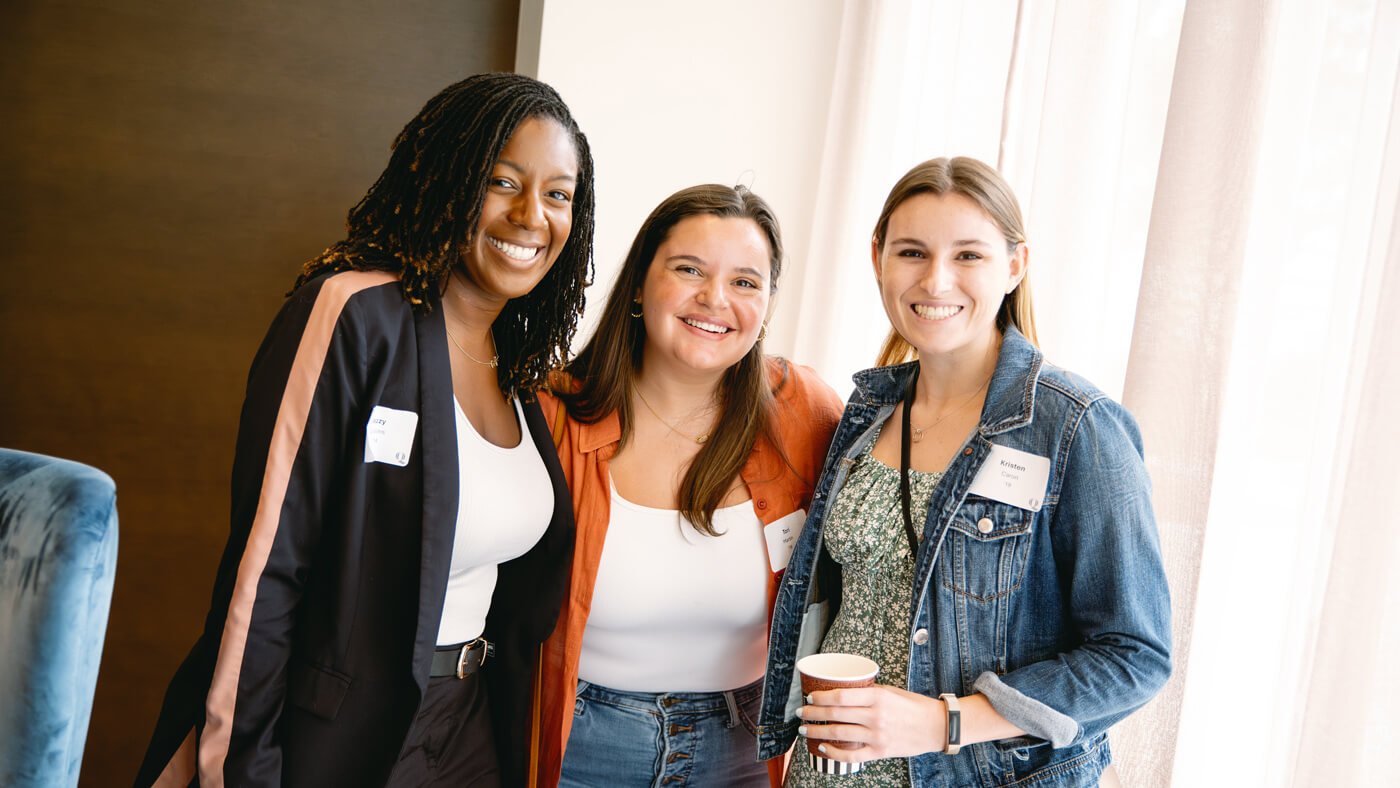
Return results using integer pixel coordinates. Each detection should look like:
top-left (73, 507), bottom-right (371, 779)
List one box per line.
top-left (817, 744), bottom-right (828, 754)
top-left (795, 707), bottom-right (805, 719)
top-left (805, 693), bottom-right (813, 704)
top-left (798, 725), bottom-right (808, 736)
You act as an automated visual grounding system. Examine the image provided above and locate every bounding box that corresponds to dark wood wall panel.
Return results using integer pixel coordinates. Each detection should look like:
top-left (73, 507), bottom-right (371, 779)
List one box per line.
top-left (0, 2), bottom-right (517, 782)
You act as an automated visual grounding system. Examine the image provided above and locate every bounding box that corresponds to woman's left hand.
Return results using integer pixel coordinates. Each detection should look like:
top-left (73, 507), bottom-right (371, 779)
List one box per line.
top-left (796, 685), bottom-right (946, 762)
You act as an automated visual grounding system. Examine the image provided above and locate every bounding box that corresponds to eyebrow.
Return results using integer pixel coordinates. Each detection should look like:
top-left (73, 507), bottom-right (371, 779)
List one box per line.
top-left (888, 237), bottom-right (991, 248)
top-left (496, 158), bottom-right (578, 183)
top-left (666, 255), bottom-right (768, 280)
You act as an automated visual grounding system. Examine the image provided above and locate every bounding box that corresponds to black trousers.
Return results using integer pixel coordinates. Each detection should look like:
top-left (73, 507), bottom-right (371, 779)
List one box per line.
top-left (386, 671), bottom-right (501, 787)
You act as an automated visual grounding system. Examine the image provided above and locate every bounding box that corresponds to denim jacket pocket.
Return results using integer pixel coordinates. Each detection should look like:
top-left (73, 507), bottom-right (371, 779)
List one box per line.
top-left (941, 498), bottom-right (1034, 602)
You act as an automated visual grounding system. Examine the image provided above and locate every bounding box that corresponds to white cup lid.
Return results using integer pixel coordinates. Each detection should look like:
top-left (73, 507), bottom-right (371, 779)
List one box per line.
top-left (797, 652), bottom-right (880, 682)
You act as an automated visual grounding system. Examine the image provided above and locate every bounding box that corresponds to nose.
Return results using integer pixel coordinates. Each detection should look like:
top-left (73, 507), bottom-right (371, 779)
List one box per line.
top-left (695, 277), bottom-right (728, 309)
top-left (508, 189), bottom-right (545, 230)
top-left (921, 257), bottom-right (954, 295)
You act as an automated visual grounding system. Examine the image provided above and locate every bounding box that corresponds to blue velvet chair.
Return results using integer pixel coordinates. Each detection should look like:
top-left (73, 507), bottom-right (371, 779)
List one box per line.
top-left (0, 448), bottom-right (118, 788)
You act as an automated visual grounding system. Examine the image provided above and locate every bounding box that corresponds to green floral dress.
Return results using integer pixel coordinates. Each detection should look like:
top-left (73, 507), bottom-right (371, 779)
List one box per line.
top-left (786, 429), bottom-right (943, 788)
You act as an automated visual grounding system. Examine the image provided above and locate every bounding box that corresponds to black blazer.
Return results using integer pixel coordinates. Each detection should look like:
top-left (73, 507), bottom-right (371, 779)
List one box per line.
top-left (136, 270), bottom-right (574, 787)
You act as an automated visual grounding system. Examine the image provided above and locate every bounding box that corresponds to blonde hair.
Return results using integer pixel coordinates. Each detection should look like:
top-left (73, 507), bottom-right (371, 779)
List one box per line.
top-left (872, 156), bottom-right (1038, 366)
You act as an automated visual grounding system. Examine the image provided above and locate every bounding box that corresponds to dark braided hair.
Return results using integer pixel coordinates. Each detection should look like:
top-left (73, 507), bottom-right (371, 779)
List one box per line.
top-left (295, 73), bottom-right (596, 398)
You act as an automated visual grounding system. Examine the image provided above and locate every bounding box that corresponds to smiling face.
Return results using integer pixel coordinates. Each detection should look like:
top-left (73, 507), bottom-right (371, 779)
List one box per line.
top-left (457, 115), bottom-right (579, 305)
top-left (638, 214), bottom-right (773, 381)
top-left (874, 191), bottom-right (1027, 365)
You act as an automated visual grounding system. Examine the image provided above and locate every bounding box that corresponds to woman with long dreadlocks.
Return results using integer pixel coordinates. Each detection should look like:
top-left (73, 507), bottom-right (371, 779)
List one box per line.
top-left (135, 73), bottom-right (594, 788)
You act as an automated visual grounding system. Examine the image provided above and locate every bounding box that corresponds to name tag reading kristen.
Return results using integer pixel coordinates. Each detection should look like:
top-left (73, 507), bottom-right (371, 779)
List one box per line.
top-left (364, 405), bottom-right (418, 467)
top-left (763, 509), bottom-right (806, 573)
top-left (967, 444), bottom-right (1050, 512)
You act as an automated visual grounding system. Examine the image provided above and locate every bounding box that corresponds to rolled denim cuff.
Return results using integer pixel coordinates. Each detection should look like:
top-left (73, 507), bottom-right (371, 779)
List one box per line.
top-left (972, 671), bottom-right (1079, 748)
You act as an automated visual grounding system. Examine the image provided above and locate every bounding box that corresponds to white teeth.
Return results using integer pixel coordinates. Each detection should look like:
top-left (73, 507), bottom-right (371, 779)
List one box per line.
top-left (488, 237), bottom-right (539, 261)
top-left (682, 318), bottom-right (731, 334)
top-left (914, 304), bottom-right (962, 320)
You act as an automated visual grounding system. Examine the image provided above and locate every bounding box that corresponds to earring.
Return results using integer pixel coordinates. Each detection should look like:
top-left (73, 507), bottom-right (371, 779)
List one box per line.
top-left (758, 323), bottom-right (768, 342)
top-left (630, 300), bottom-right (643, 318)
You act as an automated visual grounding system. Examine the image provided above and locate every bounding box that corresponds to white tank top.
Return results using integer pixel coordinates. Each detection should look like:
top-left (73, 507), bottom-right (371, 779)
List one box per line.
top-left (576, 486), bottom-right (770, 692)
top-left (436, 397), bottom-right (553, 646)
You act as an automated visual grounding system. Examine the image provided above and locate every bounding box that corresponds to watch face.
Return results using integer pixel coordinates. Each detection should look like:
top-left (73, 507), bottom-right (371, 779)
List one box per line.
top-left (941, 694), bottom-right (961, 753)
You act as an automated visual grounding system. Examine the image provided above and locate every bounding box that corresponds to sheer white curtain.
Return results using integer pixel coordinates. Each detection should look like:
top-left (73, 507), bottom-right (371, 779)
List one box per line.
top-left (775, 1), bottom-right (1400, 785)
top-left (772, 0), bottom-right (1020, 388)
top-left (775, 0), bottom-right (1183, 399)
top-left (1159, 1), bottom-right (1400, 785)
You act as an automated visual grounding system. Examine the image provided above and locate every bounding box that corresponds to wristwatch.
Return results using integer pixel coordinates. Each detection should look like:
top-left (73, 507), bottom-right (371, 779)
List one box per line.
top-left (939, 693), bottom-right (961, 755)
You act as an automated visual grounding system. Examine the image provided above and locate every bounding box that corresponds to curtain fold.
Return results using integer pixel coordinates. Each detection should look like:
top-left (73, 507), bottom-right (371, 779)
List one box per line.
top-left (1161, 2), bottom-right (1399, 784)
top-left (776, 1), bottom-right (1016, 390)
top-left (1291, 135), bottom-right (1400, 783)
top-left (772, 0), bottom-right (882, 380)
top-left (1112, 1), bottom-right (1282, 784)
top-left (997, 1), bottom-right (1183, 393)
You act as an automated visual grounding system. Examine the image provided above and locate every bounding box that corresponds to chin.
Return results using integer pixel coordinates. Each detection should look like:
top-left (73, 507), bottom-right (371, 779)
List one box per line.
top-left (899, 329), bottom-right (958, 357)
top-left (674, 352), bottom-right (734, 376)
top-left (503, 270), bottom-right (554, 300)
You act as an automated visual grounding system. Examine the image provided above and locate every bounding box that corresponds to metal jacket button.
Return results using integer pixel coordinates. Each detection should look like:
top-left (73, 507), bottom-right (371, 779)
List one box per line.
top-left (913, 628), bottom-right (930, 645)
top-left (977, 517), bottom-right (994, 534)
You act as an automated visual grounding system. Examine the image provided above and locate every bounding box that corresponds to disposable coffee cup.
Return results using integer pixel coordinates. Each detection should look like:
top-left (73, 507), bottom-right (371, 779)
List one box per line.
top-left (796, 652), bottom-right (880, 776)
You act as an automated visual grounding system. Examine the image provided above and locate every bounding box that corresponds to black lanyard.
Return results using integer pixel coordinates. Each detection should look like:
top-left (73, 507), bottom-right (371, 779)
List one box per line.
top-left (899, 366), bottom-right (921, 558)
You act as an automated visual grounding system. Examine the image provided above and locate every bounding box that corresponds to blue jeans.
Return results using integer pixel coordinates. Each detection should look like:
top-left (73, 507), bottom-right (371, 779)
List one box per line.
top-left (559, 678), bottom-right (769, 788)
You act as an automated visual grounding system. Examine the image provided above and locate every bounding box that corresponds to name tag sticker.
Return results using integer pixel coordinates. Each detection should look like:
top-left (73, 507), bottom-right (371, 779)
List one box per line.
top-left (763, 509), bottom-right (806, 573)
top-left (968, 444), bottom-right (1050, 512)
top-left (364, 405), bottom-right (418, 467)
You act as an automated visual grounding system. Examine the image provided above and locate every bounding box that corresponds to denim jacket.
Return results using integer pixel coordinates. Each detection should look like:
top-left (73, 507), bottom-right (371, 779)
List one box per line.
top-left (757, 328), bottom-right (1171, 787)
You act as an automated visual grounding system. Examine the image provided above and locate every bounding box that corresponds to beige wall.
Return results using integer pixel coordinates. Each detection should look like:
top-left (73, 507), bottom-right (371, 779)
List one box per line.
top-left (0, 2), bottom-right (517, 782)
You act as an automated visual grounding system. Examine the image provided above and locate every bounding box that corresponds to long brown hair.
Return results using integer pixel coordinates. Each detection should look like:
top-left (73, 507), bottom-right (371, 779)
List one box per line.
top-left (295, 73), bottom-right (596, 399)
top-left (872, 156), bottom-right (1037, 366)
top-left (561, 184), bottom-right (782, 536)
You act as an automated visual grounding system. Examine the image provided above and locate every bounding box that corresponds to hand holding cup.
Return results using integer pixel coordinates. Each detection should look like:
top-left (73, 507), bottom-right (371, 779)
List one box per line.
top-left (796, 653), bottom-right (879, 775)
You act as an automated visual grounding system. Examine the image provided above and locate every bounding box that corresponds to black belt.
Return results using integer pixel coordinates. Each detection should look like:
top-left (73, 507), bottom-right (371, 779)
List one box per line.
top-left (430, 638), bottom-right (494, 679)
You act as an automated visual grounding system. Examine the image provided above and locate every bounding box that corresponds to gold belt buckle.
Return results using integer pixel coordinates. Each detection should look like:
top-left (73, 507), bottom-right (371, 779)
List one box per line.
top-left (456, 638), bottom-right (491, 679)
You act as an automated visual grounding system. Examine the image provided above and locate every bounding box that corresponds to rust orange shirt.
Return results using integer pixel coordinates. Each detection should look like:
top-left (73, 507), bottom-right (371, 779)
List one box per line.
top-left (530, 358), bottom-right (843, 788)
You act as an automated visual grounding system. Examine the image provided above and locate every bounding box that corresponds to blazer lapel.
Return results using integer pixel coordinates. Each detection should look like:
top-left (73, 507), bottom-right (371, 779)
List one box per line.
top-left (411, 297), bottom-right (457, 692)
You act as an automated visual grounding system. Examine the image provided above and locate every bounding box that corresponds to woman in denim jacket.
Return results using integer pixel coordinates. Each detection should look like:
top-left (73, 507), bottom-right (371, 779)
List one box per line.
top-left (757, 157), bottom-right (1171, 787)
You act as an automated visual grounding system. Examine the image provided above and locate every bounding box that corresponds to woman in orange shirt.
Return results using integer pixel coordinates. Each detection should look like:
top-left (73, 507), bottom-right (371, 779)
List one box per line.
top-left (533, 184), bottom-right (842, 787)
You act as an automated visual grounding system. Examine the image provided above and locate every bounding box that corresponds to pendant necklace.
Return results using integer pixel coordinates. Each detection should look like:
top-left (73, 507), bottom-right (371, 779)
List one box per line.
top-left (443, 274), bottom-right (499, 369)
top-left (909, 375), bottom-right (990, 442)
top-left (635, 388), bottom-right (712, 444)
top-left (444, 325), bottom-right (498, 368)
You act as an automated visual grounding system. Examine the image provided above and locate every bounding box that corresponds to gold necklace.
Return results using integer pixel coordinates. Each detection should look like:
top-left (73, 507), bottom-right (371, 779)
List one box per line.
top-left (634, 388), bottom-right (712, 444)
top-left (440, 283), bottom-right (498, 368)
top-left (445, 326), bottom-right (498, 368)
top-left (909, 375), bottom-right (990, 443)
top-left (441, 273), bottom-right (500, 368)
